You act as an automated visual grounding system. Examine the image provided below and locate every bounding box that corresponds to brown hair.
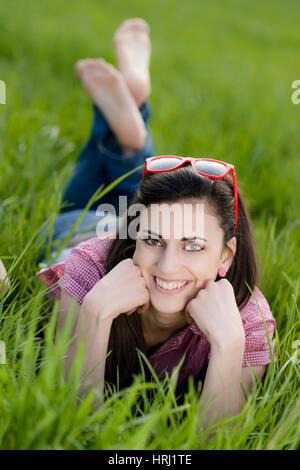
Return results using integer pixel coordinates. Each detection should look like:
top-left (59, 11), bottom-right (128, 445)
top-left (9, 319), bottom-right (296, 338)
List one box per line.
top-left (104, 166), bottom-right (257, 391)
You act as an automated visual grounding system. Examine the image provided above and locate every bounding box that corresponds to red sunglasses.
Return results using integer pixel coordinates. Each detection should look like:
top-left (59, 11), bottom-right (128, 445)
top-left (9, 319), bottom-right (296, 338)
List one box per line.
top-left (142, 155), bottom-right (238, 236)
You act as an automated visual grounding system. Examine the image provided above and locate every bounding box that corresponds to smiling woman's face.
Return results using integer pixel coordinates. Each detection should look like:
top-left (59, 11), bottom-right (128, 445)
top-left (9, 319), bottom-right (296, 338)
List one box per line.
top-left (133, 198), bottom-right (236, 316)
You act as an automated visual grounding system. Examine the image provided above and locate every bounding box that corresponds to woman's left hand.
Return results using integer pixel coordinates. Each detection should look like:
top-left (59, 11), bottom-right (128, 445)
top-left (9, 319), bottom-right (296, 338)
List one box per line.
top-left (185, 279), bottom-right (245, 349)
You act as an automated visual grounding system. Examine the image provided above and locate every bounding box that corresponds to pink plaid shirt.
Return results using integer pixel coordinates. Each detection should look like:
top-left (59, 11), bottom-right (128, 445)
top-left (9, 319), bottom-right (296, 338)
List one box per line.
top-left (37, 236), bottom-right (276, 388)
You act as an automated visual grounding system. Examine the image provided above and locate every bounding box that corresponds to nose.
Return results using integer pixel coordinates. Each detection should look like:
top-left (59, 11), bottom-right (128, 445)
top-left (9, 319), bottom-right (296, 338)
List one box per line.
top-left (156, 245), bottom-right (181, 276)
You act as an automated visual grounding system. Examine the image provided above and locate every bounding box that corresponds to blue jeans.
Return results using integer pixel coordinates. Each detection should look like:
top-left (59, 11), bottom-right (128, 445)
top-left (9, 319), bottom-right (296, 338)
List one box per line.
top-left (51, 101), bottom-right (154, 251)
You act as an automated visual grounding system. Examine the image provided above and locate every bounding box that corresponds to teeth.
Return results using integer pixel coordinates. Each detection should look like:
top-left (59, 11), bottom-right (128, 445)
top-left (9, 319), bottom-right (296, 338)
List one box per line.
top-left (155, 277), bottom-right (187, 290)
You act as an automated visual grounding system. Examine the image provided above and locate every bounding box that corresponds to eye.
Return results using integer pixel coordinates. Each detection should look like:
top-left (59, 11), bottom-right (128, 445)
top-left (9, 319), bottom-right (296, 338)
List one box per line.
top-left (184, 242), bottom-right (204, 251)
top-left (144, 238), bottom-right (163, 247)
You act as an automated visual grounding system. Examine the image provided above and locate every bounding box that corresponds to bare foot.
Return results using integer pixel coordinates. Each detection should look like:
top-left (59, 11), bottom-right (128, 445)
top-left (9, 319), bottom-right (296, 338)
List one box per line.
top-left (113, 18), bottom-right (151, 108)
top-left (75, 58), bottom-right (146, 152)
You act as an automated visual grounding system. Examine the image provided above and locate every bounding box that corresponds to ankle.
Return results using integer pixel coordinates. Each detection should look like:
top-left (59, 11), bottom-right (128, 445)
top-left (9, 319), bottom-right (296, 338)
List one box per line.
top-left (122, 147), bottom-right (137, 156)
top-left (121, 130), bottom-right (146, 156)
top-left (126, 75), bottom-right (151, 108)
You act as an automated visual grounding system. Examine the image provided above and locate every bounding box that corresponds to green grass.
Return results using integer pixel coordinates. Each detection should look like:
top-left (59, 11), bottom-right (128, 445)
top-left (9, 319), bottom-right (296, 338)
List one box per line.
top-left (0, 0), bottom-right (299, 450)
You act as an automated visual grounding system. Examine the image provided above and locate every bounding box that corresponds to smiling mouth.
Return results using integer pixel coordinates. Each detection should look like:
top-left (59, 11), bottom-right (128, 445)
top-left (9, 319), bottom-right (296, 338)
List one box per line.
top-left (153, 276), bottom-right (191, 293)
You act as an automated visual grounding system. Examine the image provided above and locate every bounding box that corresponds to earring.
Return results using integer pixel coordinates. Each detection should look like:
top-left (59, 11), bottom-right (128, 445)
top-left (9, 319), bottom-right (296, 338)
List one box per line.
top-left (218, 267), bottom-right (227, 278)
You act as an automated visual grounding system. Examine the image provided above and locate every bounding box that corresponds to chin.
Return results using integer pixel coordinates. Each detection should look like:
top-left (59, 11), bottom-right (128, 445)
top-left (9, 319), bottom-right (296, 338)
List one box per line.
top-left (150, 297), bottom-right (187, 315)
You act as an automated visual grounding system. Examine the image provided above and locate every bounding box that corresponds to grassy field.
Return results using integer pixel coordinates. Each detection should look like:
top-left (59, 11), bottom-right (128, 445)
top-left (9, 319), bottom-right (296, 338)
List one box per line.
top-left (0, 0), bottom-right (299, 450)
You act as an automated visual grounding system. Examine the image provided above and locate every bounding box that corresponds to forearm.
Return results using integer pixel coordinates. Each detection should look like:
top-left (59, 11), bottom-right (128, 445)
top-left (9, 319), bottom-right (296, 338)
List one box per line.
top-left (199, 341), bottom-right (245, 430)
top-left (65, 299), bottom-right (113, 398)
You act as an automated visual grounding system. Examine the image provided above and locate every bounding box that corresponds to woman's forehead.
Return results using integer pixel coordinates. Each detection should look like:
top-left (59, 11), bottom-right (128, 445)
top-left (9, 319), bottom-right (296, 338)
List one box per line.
top-left (138, 200), bottom-right (220, 240)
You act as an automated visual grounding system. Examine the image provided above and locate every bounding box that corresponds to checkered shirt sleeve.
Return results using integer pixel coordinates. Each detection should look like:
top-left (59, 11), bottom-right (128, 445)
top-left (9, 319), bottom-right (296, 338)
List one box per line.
top-left (36, 236), bottom-right (111, 305)
top-left (206, 286), bottom-right (276, 367)
top-left (239, 286), bottom-right (276, 367)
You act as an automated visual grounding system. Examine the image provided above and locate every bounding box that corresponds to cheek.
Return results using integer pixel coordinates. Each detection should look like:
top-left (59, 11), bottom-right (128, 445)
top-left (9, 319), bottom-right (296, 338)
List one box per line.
top-left (133, 244), bottom-right (154, 269)
top-left (192, 252), bottom-right (220, 283)
top-left (133, 246), bottom-right (157, 290)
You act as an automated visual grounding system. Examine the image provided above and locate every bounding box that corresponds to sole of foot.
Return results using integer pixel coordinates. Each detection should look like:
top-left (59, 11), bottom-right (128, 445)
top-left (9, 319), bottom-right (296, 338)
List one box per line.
top-left (75, 58), bottom-right (146, 152)
top-left (113, 18), bottom-right (151, 108)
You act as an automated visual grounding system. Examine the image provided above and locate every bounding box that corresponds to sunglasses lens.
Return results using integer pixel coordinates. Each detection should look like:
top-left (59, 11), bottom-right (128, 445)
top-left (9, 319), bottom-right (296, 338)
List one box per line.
top-left (193, 160), bottom-right (227, 176)
top-left (147, 157), bottom-right (183, 171)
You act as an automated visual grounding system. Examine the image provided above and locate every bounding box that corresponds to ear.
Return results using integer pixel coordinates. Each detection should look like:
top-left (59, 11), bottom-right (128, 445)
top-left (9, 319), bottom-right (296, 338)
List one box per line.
top-left (220, 236), bottom-right (236, 272)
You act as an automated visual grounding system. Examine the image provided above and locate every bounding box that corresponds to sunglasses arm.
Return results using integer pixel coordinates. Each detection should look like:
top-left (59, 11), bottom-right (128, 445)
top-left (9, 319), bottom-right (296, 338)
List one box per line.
top-left (232, 168), bottom-right (238, 235)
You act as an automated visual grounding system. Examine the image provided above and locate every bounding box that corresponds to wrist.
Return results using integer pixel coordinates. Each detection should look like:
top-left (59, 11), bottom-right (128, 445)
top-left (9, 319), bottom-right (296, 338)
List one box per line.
top-left (82, 292), bottom-right (114, 322)
top-left (210, 335), bottom-right (245, 356)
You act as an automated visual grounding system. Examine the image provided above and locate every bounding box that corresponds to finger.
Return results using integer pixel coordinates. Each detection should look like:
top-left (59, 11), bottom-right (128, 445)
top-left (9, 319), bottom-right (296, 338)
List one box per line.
top-left (184, 308), bottom-right (193, 325)
top-left (137, 300), bottom-right (150, 314)
top-left (132, 256), bottom-right (143, 276)
top-left (128, 261), bottom-right (142, 277)
top-left (193, 286), bottom-right (202, 298)
top-left (140, 269), bottom-right (150, 289)
top-left (125, 308), bottom-right (137, 316)
top-left (185, 298), bottom-right (197, 317)
top-left (132, 251), bottom-right (139, 266)
top-left (205, 279), bottom-right (216, 289)
top-left (186, 312), bottom-right (193, 325)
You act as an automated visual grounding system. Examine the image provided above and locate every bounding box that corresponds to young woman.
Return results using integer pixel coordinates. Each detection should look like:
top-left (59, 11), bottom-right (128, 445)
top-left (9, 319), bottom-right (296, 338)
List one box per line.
top-left (37, 19), bottom-right (276, 428)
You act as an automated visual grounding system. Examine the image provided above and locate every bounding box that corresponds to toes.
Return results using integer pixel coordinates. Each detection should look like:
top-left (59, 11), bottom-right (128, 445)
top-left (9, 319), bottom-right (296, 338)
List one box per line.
top-left (121, 18), bottom-right (150, 32)
top-left (75, 58), bottom-right (109, 77)
top-left (75, 59), bottom-right (99, 76)
top-left (114, 18), bottom-right (150, 42)
top-left (75, 59), bottom-right (87, 74)
top-left (75, 60), bottom-right (88, 78)
top-left (75, 58), bottom-right (122, 86)
top-left (95, 60), bottom-right (121, 79)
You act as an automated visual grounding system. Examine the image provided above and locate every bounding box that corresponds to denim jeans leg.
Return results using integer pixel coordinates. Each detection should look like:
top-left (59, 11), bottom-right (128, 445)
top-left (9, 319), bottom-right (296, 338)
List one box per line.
top-left (39, 208), bottom-right (120, 264)
top-left (61, 105), bottom-right (110, 212)
top-left (61, 101), bottom-right (154, 213)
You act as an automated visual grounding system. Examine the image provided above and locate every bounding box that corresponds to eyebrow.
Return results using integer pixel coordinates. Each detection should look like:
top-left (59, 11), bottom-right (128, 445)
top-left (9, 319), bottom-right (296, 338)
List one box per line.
top-left (141, 229), bottom-right (207, 242)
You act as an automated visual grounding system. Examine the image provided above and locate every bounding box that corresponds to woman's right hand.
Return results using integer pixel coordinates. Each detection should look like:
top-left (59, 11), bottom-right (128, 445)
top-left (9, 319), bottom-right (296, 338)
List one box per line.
top-left (84, 258), bottom-right (150, 321)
